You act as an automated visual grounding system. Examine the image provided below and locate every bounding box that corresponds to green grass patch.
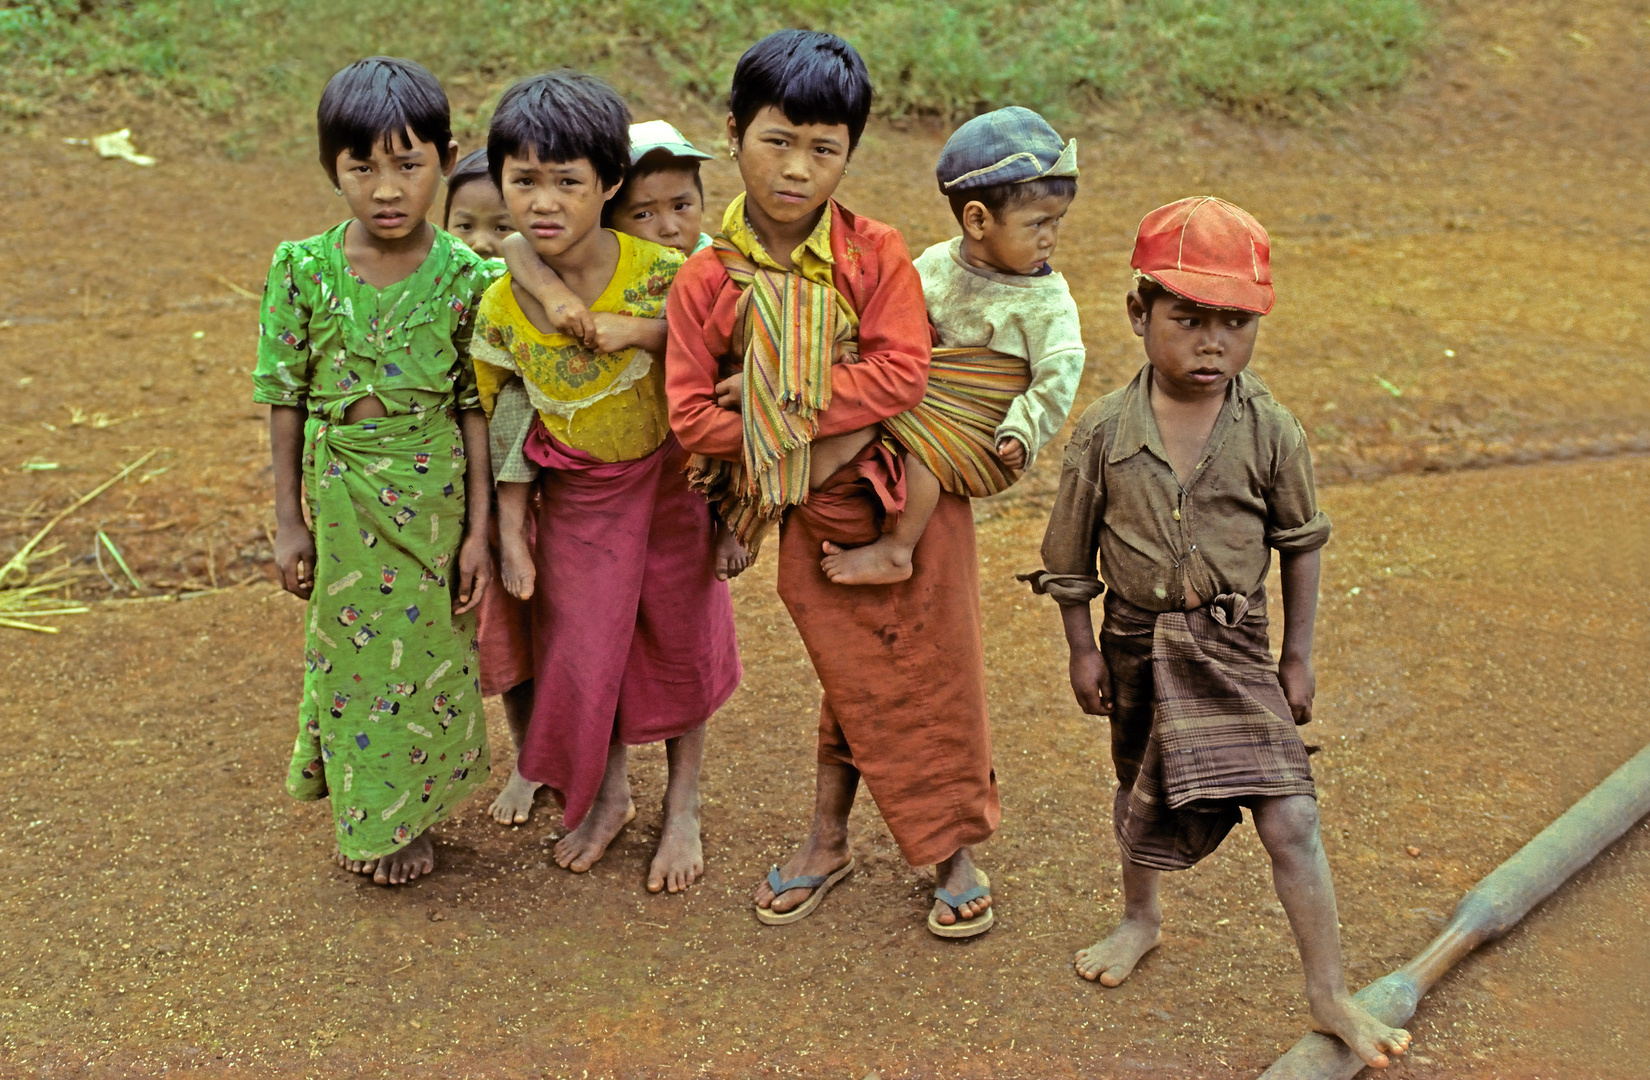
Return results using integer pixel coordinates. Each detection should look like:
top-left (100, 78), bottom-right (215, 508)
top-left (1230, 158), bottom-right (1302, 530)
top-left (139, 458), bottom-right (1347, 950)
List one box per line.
top-left (1, 0), bottom-right (1430, 141)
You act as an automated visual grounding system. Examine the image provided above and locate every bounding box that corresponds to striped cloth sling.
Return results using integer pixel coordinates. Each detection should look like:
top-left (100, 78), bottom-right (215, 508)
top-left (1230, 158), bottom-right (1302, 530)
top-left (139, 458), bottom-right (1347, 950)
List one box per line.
top-left (686, 237), bottom-right (857, 553)
top-left (884, 347), bottom-right (1032, 498)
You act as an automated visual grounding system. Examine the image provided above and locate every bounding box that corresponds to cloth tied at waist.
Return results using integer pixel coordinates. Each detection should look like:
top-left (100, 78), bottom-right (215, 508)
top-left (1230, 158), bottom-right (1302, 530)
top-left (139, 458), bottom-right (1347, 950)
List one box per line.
top-left (1103, 587), bottom-right (1315, 871)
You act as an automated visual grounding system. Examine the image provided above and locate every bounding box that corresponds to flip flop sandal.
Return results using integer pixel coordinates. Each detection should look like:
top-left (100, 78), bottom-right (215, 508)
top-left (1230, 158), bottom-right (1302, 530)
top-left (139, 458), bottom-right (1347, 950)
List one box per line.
top-left (755, 857), bottom-right (857, 926)
top-left (928, 870), bottom-right (994, 939)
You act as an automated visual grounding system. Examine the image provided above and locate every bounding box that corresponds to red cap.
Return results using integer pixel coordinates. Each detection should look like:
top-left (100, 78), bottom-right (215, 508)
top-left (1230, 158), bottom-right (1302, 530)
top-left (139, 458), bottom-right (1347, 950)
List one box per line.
top-left (1131, 196), bottom-right (1274, 315)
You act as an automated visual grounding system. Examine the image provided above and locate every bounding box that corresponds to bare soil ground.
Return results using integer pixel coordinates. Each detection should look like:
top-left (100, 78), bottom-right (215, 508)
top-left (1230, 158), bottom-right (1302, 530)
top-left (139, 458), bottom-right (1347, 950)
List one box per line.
top-left (1, 2), bottom-right (1647, 1077)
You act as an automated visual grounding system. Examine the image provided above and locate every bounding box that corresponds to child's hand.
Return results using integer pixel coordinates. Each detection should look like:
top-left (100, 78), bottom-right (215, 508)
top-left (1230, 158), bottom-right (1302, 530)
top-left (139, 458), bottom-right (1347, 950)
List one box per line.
top-left (274, 524), bottom-right (317, 600)
top-left (592, 312), bottom-right (655, 354)
top-left (549, 301), bottom-right (597, 348)
top-left (1068, 643), bottom-right (1113, 716)
top-left (715, 373), bottom-right (744, 412)
top-left (452, 530), bottom-right (494, 616)
top-left (997, 436), bottom-right (1027, 471)
top-left (1279, 655), bottom-right (1316, 724)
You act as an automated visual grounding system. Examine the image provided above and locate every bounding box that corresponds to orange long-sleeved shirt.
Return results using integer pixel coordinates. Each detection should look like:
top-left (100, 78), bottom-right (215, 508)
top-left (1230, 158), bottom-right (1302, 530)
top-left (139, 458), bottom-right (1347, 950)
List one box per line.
top-left (664, 201), bottom-right (932, 461)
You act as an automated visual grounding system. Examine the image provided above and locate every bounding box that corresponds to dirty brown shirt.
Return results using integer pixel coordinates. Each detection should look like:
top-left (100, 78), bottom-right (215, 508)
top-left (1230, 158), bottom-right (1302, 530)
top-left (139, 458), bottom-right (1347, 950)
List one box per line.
top-left (1033, 364), bottom-right (1330, 611)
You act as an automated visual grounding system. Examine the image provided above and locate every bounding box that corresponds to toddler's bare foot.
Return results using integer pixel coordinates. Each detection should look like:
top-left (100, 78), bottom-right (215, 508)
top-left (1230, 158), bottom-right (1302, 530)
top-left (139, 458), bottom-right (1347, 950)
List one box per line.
top-left (819, 539), bottom-right (913, 586)
top-left (1311, 994), bottom-right (1411, 1069)
top-left (1075, 917), bottom-right (1163, 986)
top-left (372, 832), bottom-right (435, 886)
top-left (487, 767), bottom-right (543, 825)
top-left (647, 801), bottom-right (704, 894)
top-left (552, 797), bottom-right (636, 873)
top-left (499, 528), bottom-right (536, 600)
top-left (714, 528), bottom-right (752, 581)
top-left (334, 849), bottom-right (379, 877)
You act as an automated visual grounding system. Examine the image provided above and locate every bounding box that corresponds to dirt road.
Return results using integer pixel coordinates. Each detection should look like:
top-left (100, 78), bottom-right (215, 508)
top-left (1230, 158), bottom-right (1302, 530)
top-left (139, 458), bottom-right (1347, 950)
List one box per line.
top-left (1, 2), bottom-right (1647, 1076)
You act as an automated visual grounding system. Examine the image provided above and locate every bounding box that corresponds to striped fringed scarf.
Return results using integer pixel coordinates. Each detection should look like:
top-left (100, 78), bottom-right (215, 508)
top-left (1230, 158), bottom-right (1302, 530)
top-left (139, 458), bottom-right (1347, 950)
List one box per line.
top-left (883, 347), bottom-right (1032, 498)
top-left (687, 237), bottom-right (856, 553)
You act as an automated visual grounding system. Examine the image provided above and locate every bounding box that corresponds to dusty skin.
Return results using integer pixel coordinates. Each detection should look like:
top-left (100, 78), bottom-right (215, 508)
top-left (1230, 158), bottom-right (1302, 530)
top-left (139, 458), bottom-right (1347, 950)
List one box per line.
top-left (3, 4), bottom-right (1650, 1074)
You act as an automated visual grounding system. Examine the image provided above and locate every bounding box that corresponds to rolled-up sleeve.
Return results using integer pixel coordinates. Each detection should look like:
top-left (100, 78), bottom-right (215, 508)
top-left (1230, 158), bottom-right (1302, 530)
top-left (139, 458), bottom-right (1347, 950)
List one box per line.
top-left (1266, 419), bottom-right (1332, 553)
top-left (1024, 420), bottom-right (1107, 604)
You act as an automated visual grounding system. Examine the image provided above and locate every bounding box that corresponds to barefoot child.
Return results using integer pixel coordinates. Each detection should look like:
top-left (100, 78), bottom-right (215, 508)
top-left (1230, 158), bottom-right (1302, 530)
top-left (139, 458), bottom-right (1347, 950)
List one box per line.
top-left (443, 148), bottom-right (518, 261)
top-left (666, 30), bottom-right (1000, 937)
top-left (472, 71), bottom-right (740, 894)
top-left (255, 57), bottom-right (496, 887)
top-left (1022, 197), bottom-right (1412, 1068)
top-left (497, 120), bottom-right (752, 580)
top-left (822, 106), bottom-right (1087, 586)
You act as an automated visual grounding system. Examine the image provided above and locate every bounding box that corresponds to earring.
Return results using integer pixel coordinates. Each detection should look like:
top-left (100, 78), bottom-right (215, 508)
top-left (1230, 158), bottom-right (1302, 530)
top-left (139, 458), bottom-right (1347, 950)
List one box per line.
top-left (729, 148), bottom-right (738, 161)
top-left (333, 186), bottom-right (342, 196)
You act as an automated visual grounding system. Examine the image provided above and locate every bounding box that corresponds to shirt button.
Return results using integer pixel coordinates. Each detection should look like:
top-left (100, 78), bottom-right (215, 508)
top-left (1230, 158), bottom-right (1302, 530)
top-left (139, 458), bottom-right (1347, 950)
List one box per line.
top-left (1172, 508), bottom-right (1181, 520)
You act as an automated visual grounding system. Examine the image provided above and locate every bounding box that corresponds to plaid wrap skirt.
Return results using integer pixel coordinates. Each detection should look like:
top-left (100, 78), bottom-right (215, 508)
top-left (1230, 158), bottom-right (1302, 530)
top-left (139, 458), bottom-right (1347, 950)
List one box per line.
top-left (1101, 587), bottom-right (1316, 871)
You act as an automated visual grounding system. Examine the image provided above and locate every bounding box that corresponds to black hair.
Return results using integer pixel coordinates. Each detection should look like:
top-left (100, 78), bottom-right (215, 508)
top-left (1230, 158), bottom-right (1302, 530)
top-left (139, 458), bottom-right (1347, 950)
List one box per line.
top-left (442, 148), bottom-right (496, 227)
top-left (602, 151), bottom-right (705, 228)
top-left (728, 30), bottom-right (872, 151)
top-left (317, 56), bottom-right (453, 185)
top-left (487, 70), bottom-right (631, 192)
top-left (946, 175), bottom-right (1077, 226)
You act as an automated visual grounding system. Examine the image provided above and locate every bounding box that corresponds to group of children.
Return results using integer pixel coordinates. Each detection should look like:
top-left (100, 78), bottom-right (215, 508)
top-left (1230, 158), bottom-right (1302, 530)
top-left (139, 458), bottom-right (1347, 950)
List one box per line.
top-left (255, 31), bottom-right (1410, 1070)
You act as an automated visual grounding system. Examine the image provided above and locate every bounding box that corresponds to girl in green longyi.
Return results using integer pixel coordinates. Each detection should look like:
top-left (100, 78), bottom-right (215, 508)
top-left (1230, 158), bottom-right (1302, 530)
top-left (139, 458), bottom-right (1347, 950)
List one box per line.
top-left (253, 56), bottom-right (498, 886)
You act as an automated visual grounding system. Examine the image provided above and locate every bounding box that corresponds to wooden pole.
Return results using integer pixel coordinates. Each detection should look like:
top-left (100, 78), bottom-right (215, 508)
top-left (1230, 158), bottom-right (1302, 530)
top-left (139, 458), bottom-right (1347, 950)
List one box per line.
top-left (1259, 741), bottom-right (1650, 1079)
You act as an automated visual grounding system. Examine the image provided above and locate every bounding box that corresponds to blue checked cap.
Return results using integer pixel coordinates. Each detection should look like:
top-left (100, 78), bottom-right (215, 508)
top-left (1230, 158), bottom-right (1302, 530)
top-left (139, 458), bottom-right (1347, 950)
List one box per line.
top-left (936, 106), bottom-right (1078, 192)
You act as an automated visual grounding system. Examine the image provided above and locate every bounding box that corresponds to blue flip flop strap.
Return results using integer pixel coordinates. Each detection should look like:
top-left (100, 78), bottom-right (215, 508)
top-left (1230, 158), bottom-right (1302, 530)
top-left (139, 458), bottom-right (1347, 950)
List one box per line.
top-left (934, 883), bottom-right (989, 910)
top-left (768, 865), bottom-right (831, 894)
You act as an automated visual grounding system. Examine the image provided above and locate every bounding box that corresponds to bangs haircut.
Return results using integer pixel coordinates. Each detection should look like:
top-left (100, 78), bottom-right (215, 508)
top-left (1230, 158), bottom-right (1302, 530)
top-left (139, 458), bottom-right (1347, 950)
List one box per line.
top-left (603, 153), bottom-right (704, 228)
top-left (443, 148), bottom-right (495, 227)
top-left (317, 56), bottom-right (452, 185)
top-left (946, 175), bottom-right (1077, 225)
top-left (487, 71), bottom-right (631, 192)
top-left (729, 30), bottom-right (872, 150)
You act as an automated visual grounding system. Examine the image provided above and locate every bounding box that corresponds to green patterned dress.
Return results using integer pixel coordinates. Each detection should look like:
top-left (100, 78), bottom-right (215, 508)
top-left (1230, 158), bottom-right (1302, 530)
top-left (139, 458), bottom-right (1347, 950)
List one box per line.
top-left (253, 221), bottom-right (499, 861)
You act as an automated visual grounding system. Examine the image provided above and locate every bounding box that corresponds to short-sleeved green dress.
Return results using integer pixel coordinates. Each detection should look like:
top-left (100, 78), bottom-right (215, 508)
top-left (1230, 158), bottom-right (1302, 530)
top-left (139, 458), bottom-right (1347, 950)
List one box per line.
top-left (253, 221), bottom-right (499, 861)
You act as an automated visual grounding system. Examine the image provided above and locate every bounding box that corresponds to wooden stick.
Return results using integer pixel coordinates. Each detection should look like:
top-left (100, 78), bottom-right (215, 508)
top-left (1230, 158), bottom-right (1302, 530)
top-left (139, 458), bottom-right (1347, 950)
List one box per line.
top-left (0, 449), bottom-right (158, 588)
top-left (1259, 741), bottom-right (1650, 1079)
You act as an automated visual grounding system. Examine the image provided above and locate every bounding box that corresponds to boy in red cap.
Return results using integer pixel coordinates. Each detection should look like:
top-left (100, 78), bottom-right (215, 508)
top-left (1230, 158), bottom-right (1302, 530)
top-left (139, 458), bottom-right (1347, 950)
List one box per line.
top-left (1022, 197), bottom-right (1411, 1069)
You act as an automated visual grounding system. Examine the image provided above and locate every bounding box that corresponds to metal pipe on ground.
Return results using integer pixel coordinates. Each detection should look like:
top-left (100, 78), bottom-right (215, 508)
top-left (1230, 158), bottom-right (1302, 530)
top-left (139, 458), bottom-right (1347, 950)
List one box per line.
top-left (1259, 741), bottom-right (1650, 1080)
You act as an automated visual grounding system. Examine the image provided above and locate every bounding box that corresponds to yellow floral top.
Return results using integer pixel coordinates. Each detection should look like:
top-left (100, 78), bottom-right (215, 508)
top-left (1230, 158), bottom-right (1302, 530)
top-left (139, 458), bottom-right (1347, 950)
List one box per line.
top-left (719, 194), bottom-right (858, 331)
top-left (473, 231), bottom-right (683, 463)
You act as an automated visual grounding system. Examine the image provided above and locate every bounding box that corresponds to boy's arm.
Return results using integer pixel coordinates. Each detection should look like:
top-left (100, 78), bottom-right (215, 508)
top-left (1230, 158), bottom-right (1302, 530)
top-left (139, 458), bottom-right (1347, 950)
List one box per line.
top-left (1268, 419), bottom-right (1331, 724)
top-left (996, 288), bottom-right (1085, 465)
top-left (502, 232), bottom-right (596, 347)
top-left (665, 258), bottom-right (745, 458)
top-left (268, 405), bottom-right (314, 599)
top-left (1277, 548), bottom-right (1320, 725)
top-left (813, 230), bottom-right (931, 437)
top-left (452, 408), bottom-right (494, 616)
top-left (1017, 421), bottom-right (1110, 713)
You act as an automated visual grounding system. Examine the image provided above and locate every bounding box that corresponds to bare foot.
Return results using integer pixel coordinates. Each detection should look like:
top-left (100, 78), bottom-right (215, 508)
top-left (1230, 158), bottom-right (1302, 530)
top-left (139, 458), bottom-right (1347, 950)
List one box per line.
top-left (552, 798), bottom-right (637, 873)
top-left (499, 526), bottom-right (536, 600)
top-left (1311, 994), bottom-right (1411, 1069)
top-left (487, 767), bottom-right (543, 825)
top-left (334, 849), bottom-right (379, 877)
top-left (931, 847), bottom-right (992, 926)
top-left (753, 832), bottom-right (853, 915)
top-left (819, 538), bottom-right (913, 586)
top-left (647, 801), bottom-right (704, 894)
top-left (714, 526), bottom-right (752, 582)
top-left (1075, 916), bottom-right (1163, 986)
top-left (372, 832), bottom-right (435, 886)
